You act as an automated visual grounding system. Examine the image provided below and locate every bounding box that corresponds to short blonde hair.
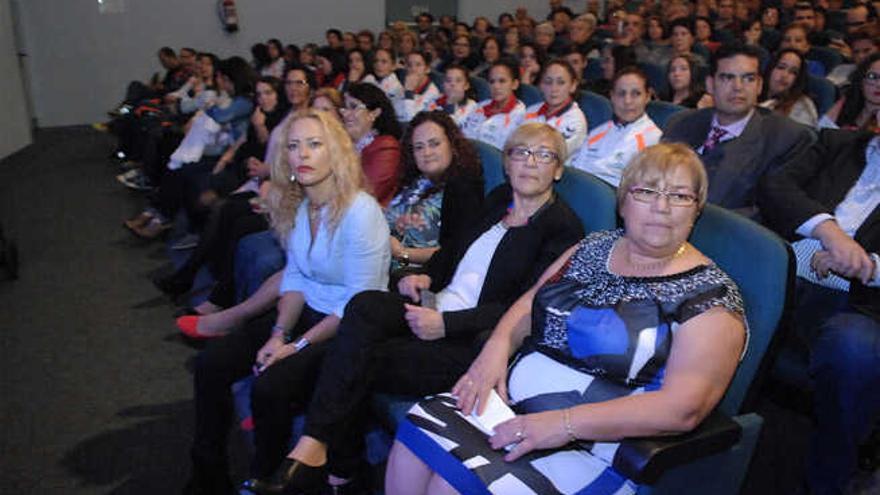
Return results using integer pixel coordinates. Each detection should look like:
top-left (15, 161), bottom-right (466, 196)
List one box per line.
top-left (267, 109), bottom-right (365, 243)
top-left (574, 13), bottom-right (597, 30)
top-left (503, 122), bottom-right (567, 173)
top-left (617, 143), bottom-right (708, 208)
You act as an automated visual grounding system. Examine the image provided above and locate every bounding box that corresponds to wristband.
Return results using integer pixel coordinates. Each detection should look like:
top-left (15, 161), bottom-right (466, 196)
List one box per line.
top-left (563, 408), bottom-right (578, 443)
top-left (271, 324), bottom-right (287, 336)
top-left (293, 337), bottom-right (310, 352)
top-left (400, 249), bottom-right (410, 267)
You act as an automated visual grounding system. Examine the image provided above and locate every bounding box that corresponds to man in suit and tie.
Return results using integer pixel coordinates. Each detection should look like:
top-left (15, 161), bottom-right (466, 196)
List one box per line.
top-left (759, 129), bottom-right (879, 495)
top-left (662, 42), bottom-right (814, 219)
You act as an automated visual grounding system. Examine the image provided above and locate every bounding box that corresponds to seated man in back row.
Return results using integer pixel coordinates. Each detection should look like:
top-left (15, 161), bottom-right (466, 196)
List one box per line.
top-left (662, 42), bottom-right (814, 220)
top-left (759, 128), bottom-right (879, 495)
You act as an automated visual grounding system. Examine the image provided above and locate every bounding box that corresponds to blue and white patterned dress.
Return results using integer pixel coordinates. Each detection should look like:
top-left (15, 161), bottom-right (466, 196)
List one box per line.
top-left (398, 230), bottom-right (745, 495)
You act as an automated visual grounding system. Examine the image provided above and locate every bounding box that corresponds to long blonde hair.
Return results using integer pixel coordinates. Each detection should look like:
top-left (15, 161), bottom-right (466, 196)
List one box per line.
top-left (266, 109), bottom-right (365, 243)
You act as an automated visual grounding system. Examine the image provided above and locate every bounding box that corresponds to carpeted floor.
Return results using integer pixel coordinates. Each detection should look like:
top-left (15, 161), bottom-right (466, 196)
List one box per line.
top-left (0, 126), bottom-right (248, 494)
top-left (0, 127), bottom-right (875, 494)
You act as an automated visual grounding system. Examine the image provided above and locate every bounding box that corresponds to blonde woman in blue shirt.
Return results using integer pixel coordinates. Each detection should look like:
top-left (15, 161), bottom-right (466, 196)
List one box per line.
top-left (184, 108), bottom-right (390, 494)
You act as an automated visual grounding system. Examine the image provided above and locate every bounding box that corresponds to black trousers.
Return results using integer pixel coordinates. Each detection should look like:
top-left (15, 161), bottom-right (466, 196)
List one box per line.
top-left (191, 305), bottom-right (328, 479)
top-left (303, 290), bottom-right (480, 478)
top-left (173, 192), bottom-right (268, 307)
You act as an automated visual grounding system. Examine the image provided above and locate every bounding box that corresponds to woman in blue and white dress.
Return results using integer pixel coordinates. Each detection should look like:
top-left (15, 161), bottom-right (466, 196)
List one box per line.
top-left (387, 142), bottom-right (747, 495)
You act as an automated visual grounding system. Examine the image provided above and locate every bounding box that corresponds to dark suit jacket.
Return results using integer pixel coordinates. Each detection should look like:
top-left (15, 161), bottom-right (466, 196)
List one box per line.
top-left (424, 184), bottom-right (585, 337)
top-left (758, 129), bottom-right (880, 321)
top-left (662, 107), bottom-right (815, 219)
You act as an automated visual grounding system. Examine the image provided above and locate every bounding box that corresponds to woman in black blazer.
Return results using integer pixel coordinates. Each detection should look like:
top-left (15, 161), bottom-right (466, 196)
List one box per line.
top-left (243, 122), bottom-right (585, 494)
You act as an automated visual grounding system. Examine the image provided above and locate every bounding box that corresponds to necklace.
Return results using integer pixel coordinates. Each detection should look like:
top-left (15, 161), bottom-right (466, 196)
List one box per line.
top-left (307, 200), bottom-right (325, 224)
top-left (624, 241), bottom-right (688, 273)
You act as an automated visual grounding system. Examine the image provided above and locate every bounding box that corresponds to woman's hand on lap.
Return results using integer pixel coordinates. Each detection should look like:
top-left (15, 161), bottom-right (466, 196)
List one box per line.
top-left (491, 411), bottom-right (571, 462)
top-left (397, 274), bottom-right (431, 302)
top-left (403, 304), bottom-right (445, 340)
top-left (453, 337), bottom-right (511, 415)
top-left (254, 334), bottom-right (285, 372)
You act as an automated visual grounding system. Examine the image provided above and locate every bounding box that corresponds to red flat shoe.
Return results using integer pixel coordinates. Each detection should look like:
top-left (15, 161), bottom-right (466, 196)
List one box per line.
top-left (176, 316), bottom-right (218, 340)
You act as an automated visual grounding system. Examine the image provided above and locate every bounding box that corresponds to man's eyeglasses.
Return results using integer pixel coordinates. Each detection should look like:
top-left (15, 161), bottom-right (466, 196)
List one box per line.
top-left (285, 79), bottom-right (308, 87)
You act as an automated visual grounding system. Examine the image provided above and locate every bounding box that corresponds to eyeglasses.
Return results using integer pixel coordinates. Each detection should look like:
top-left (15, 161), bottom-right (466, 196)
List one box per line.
top-left (507, 146), bottom-right (559, 165)
top-left (864, 72), bottom-right (880, 84)
top-left (341, 101), bottom-right (367, 112)
top-left (285, 79), bottom-right (308, 87)
top-left (628, 187), bottom-right (698, 206)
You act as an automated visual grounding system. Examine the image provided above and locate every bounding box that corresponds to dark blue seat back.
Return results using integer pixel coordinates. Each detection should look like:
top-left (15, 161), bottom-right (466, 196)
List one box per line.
top-left (516, 83), bottom-right (543, 106)
top-left (471, 139), bottom-right (506, 195)
top-left (554, 167), bottom-right (618, 234)
top-left (808, 46), bottom-right (844, 73)
top-left (639, 61), bottom-right (669, 97)
top-left (807, 75), bottom-right (837, 116)
top-left (470, 76), bottom-right (491, 102)
top-left (577, 90), bottom-right (613, 131)
top-left (688, 204), bottom-right (792, 414)
top-left (646, 101), bottom-right (686, 130)
top-left (430, 70), bottom-right (444, 89)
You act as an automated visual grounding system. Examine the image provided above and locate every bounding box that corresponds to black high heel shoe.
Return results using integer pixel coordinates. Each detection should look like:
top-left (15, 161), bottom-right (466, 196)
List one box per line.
top-left (241, 458), bottom-right (327, 495)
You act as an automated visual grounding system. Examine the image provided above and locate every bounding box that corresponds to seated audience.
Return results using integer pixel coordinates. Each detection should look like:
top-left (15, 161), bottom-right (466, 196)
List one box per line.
top-left (570, 66), bottom-right (662, 185)
top-left (472, 36), bottom-right (502, 79)
top-left (460, 59), bottom-right (527, 150)
top-left (386, 143), bottom-right (746, 495)
top-left (385, 110), bottom-right (484, 272)
top-left (661, 53), bottom-right (711, 108)
top-left (246, 122), bottom-right (584, 494)
top-left (826, 26), bottom-right (879, 88)
top-left (586, 43), bottom-right (637, 98)
top-left (125, 57), bottom-right (257, 239)
top-left (758, 129), bottom-right (879, 495)
top-left (759, 48), bottom-right (819, 127)
top-left (342, 49), bottom-right (367, 91)
top-left (780, 23), bottom-right (827, 76)
top-left (662, 43), bottom-right (813, 219)
top-left (183, 109), bottom-right (390, 494)
top-left (441, 34), bottom-right (480, 72)
top-left (339, 83), bottom-right (403, 206)
top-left (262, 39), bottom-right (287, 79)
top-left (425, 64), bottom-right (479, 125)
top-left (518, 41), bottom-right (547, 86)
top-left (821, 53), bottom-right (880, 132)
top-left (362, 48), bottom-right (405, 102)
top-left (314, 47), bottom-right (346, 90)
top-left (395, 51), bottom-right (441, 122)
top-left (309, 87), bottom-right (343, 116)
top-left (520, 59), bottom-right (588, 156)
top-left (152, 69), bottom-right (313, 310)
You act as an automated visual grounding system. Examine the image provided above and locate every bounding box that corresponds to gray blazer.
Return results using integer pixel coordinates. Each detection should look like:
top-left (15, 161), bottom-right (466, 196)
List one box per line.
top-left (662, 107), bottom-right (815, 219)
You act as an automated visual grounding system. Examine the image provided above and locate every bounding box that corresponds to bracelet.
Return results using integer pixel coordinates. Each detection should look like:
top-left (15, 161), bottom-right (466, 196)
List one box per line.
top-left (400, 249), bottom-right (410, 267)
top-left (293, 337), bottom-right (310, 352)
top-left (563, 408), bottom-right (577, 443)
top-left (271, 324), bottom-right (287, 336)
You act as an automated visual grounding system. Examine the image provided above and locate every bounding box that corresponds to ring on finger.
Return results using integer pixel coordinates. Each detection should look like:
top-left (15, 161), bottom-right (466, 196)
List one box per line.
top-left (515, 429), bottom-right (524, 441)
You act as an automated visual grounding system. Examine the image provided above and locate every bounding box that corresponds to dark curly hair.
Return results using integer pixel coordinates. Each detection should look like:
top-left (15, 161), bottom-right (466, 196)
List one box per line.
top-left (345, 82), bottom-right (402, 139)
top-left (400, 110), bottom-right (482, 193)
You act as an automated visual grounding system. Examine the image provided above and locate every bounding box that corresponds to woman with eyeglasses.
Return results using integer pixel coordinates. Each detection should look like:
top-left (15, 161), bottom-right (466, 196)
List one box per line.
top-left (759, 49), bottom-right (818, 127)
top-left (570, 66), bottom-right (662, 186)
top-left (387, 143), bottom-right (746, 495)
top-left (519, 59), bottom-right (588, 157)
top-left (243, 122), bottom-right (584, 495)
top-left (820, 53), bottom-right (880, 132)
top-left (460, 59), bottom-right (528, 150)
top-left (339, 83), bottom-right (403, 206)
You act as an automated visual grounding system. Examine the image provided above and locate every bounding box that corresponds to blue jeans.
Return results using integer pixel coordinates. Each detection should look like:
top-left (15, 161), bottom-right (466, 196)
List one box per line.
top-left (794, 279), bottom-right (880, 495)
top-left (233, 231), bottom-right (285, 303)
